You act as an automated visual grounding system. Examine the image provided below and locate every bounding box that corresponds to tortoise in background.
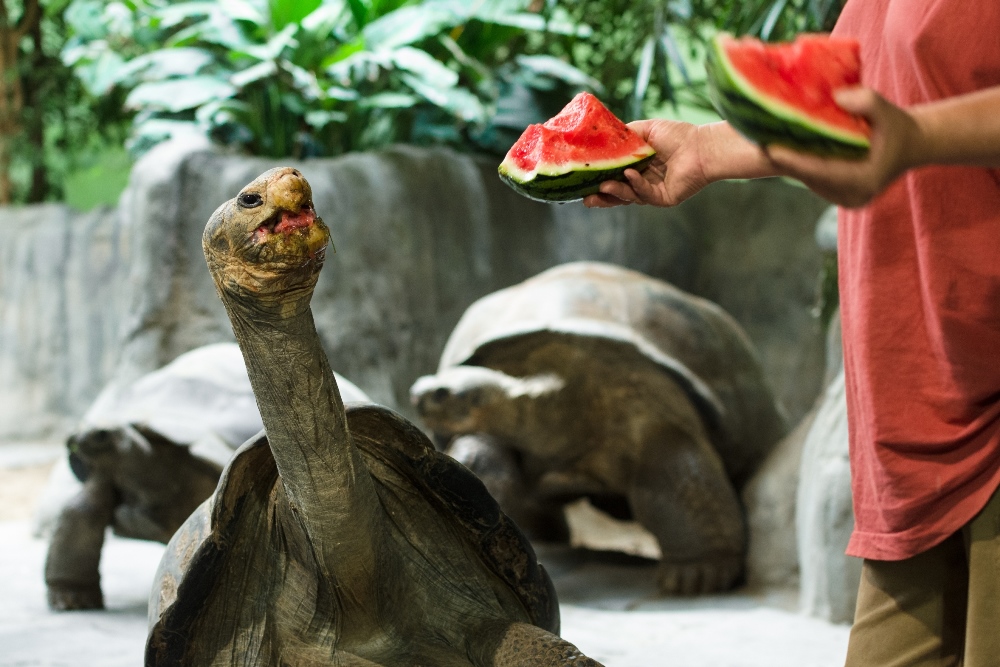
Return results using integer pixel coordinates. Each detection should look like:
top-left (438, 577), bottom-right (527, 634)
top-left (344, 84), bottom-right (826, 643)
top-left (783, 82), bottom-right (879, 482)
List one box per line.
top-left (43, 342), bottom-right (369, 611)
top-left (146, 167), bottom-right (602, 666)
top-left (411, 262), bottom-right (788, 595)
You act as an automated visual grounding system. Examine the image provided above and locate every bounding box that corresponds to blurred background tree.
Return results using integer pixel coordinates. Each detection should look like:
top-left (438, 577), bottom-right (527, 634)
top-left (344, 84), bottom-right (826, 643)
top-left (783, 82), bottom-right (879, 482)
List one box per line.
top-left (4, 0), bottom-right (843, 207)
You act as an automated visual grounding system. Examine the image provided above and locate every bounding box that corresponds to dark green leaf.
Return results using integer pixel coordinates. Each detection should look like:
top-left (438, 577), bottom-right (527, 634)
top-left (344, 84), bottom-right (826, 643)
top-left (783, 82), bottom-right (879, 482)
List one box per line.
top-left (346, 0), bottom-right (370, 28)
top-left (270, 0), bottom-right (322, 29)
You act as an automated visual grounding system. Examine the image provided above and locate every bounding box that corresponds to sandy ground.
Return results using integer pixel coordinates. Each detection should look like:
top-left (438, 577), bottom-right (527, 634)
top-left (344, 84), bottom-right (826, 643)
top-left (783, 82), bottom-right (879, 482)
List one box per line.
top-left (0, 444), bottom-right (850, 667)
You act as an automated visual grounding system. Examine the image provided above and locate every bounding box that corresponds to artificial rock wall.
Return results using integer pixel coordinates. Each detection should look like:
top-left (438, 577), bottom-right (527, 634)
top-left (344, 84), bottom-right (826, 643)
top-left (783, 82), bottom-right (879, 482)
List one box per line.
top-left (0, 138), bottom-right (830, 442)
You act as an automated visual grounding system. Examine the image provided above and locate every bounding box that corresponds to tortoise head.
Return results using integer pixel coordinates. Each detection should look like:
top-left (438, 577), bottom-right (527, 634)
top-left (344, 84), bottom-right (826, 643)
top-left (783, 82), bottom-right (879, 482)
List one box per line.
top-left (410, 366), bottom-right (565, 437)
top-left (203, 167), bottom-right (330, 314)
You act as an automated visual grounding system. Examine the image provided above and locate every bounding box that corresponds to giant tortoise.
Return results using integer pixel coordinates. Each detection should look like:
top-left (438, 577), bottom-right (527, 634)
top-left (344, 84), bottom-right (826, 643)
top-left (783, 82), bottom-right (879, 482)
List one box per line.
top-left (145, 167), bottom-right (602, 666)
top-left (410, 261), bottom-right (788, 595)
top-left (43, 342), bottom-right (369, 611)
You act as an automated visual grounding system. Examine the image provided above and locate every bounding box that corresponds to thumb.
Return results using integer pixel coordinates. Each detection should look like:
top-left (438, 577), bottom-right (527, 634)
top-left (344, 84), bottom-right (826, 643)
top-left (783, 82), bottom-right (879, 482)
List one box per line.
top-left (626, 119), bottom-right (656, 140)
top-left (833, 87), bottom-right (881, 117)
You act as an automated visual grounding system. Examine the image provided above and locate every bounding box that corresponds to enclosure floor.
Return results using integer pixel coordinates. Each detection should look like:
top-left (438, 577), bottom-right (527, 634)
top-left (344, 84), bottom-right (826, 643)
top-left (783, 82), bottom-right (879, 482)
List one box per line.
top-left (0, 518), bottom-right (848, 667)
top-left (0, 444), bottom-right (849, 667)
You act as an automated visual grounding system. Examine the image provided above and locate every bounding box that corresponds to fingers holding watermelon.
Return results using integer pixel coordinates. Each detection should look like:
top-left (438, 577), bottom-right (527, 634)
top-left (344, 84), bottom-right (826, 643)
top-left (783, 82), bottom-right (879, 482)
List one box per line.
top-left (584, 120), bottom-right (711, 208)
top-left (762, 87), bottom-right (921, 207)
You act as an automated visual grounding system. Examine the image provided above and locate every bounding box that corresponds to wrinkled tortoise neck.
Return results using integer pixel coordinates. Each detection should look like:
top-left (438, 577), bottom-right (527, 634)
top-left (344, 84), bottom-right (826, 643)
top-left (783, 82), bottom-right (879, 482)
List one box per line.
top-left (222, 294), bottom-right (384, 576)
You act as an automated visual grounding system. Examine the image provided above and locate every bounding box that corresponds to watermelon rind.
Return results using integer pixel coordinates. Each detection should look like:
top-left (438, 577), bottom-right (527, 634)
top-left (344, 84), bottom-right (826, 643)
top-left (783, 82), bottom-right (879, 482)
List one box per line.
top-left (707, 34), bottom-right (870, 159)
top-left (498, 151), bottom-right (656, 203)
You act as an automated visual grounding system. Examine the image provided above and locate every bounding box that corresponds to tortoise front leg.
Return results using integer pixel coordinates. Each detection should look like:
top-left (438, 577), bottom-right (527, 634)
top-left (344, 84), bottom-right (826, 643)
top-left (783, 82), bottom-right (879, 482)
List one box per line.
top-left (471, 621), bottom-right (604, 667)
top-left (630, 424), bottom-right (746, 596)
top-left (44, 474), bottom-right (115, 610)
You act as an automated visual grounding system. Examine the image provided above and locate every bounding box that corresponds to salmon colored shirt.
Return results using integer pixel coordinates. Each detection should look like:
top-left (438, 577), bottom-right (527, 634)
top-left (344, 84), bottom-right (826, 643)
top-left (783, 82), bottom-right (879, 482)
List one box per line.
top-left (832, 0), bottom-right (1000, 561)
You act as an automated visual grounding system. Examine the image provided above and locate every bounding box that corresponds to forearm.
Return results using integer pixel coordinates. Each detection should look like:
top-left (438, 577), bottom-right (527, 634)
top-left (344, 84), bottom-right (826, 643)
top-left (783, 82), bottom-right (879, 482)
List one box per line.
top-left (698, 121), bottom-right (780, 182)
top-left (907, 86), bottom-right (1000, 169)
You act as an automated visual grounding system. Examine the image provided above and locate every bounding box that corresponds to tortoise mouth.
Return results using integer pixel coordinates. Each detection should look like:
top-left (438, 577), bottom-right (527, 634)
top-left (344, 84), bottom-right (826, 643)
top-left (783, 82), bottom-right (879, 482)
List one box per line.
top-left (252, 204), bottom-right (316, 243)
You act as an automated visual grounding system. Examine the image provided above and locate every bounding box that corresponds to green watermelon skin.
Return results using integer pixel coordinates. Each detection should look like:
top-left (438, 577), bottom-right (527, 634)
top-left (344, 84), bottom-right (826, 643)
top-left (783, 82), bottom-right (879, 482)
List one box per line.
top-left (499, 153), bottom-right (656, 203)
top-left (707, 34), bottom-right (871, 159)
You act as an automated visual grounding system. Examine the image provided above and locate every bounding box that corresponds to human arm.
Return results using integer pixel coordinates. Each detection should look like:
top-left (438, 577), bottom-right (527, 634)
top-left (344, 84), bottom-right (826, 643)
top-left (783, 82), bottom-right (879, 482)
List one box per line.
top-left (590, 84), bottom-right (1000, 210)
top-left (765, 85), bottom-right (1000, 207)
top-left (583, 118), bottom-right (779, 208)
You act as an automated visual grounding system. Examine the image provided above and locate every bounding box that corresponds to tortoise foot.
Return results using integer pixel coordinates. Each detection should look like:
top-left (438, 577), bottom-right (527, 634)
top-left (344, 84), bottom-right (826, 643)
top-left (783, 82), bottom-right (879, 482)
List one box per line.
top-left (656, 555), bottom-right (742, 596)
top-left (47, 584), bottom-right (104, 611)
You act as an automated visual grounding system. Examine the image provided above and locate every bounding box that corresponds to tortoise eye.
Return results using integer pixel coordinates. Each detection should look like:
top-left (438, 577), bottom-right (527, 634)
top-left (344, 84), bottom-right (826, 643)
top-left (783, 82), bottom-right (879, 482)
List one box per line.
top-left (237, 192), bottom-right (263, 208)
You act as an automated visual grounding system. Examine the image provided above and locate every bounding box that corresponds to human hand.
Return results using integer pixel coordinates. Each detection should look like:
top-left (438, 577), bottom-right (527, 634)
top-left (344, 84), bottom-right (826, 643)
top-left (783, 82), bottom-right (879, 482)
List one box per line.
top-left (583, 120), bottom-right (710, 208)
top-left (763, 88), bottom-right (920, 207)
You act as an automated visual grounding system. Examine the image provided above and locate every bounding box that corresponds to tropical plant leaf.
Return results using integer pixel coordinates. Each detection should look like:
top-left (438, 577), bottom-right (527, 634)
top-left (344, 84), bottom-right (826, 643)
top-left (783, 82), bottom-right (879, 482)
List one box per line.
top-left (362, 5), bottom-right (460, 51)
top-left (345, 0), bottom-right (370, 28)
top-left (660, 27), bottom-right (691, 86)
top-left (218, 0), bottom-right (267, 24)
top-left (270, 0), bottom-right (322, 30)
top-left (64, 0), bottom-right (110, 40)
top-left (401, 73), bottom-right (485, 123)
top-left (240, 23), bottom-right (299, 61)
top-left (392, 47), bottom-right (459, 89)
top-left (632, 36), bottom-right (655, 119)
top-left (128, 119), bottom-right (203, 154)
top-left (515, 55), bottom-right (602, 91)
top-left (760, 0), bottom-right (790, 40)
top-left (669, 0), bottom-right (693, 21)
top-left (282, 61), bottom-right (332, 100)
top-left (157, 2), bottom-right (217, 29)
top-left (125, 76), bottom-right (237, 111)
top-left (76, 49), bottom-right (129, 96)
top-left (359, 91), bottom-right (419, 109)
top-left (230, 60), bottom-right (278, 88)
top-left (305, 109), bottom-right (349, 127)
top-left (114, 48), bottom-right (216, 85)
top-left (301, 1), bottom-right (349, 35)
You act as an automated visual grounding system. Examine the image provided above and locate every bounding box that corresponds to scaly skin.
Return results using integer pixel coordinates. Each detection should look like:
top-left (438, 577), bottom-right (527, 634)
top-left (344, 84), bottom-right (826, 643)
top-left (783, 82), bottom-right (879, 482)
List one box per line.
top-left (146, 167), bottom-right (603, 667)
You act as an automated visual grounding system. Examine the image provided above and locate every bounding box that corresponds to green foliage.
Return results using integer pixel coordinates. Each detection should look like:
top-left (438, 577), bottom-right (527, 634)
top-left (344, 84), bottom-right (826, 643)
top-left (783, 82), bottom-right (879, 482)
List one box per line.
top-left (62, 0), bottom-right (598, 158)
top-left (539, 0), bottom-right (843, 121)
top-left (6, 0), bottom-right (844, 204)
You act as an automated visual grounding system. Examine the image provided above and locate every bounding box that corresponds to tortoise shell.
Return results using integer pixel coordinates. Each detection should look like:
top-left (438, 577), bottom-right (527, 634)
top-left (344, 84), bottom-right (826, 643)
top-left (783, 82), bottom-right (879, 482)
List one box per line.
top-left (147, 402), bottom-right (558, 662)
top-left (70, 342), bottom-right (369, 472)
top-left (438, 261), bottom-right (787, 485)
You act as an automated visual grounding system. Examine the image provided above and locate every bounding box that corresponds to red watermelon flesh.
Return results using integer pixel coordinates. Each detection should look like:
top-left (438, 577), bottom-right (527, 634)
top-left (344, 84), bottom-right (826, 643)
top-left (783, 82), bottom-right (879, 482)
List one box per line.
top-left (718, 33), bottom-right (871, 143)
top-left (500, 92), bottom-right (655, 190)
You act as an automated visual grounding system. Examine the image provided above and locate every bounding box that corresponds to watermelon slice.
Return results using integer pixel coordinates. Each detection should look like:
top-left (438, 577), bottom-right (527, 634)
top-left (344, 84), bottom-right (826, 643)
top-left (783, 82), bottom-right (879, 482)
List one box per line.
top-left (498, 92), bottom-right (656, 203)
top-left (707, 33), bottom-right (871, 158)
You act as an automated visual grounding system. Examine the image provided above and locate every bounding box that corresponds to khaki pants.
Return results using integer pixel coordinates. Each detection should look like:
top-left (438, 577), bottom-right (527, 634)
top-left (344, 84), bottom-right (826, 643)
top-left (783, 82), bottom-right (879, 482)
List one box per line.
top-left (844, 487), bottom-right (1000, 667)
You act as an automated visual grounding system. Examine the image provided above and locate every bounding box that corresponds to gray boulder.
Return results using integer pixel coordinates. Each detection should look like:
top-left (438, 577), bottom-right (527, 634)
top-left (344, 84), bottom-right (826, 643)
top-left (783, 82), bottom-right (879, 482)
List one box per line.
top-left (796, 369), bottom-right (859, 624)
top-left (0, 139), bottom-right (829, 445)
